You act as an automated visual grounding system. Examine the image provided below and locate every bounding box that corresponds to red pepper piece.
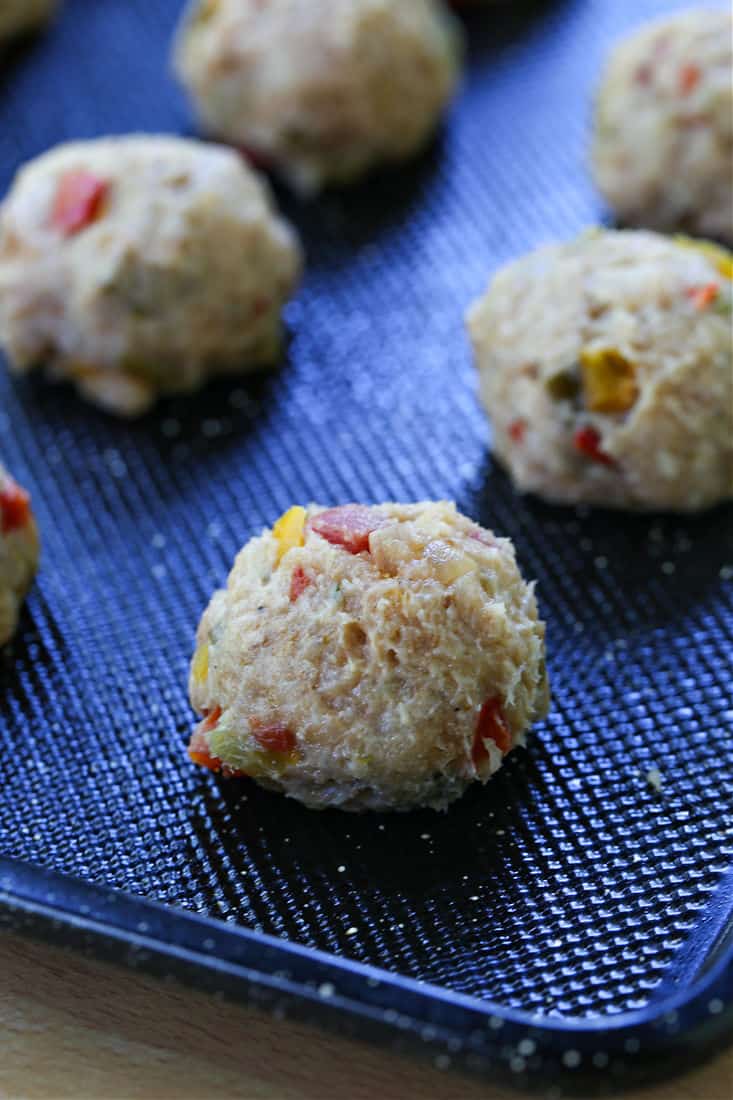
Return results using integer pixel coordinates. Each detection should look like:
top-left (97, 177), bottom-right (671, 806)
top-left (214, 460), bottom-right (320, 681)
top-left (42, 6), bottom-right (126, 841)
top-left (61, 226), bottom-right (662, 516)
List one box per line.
top-left (634, 63), bottom-right (653, 86)
top-left (201, 705), bottom-right (222, 733)
top-left (289, 565), bottom-right (313, 602)
top-left (310, 505), bottom-right (389, 555)
top-left (508, 419), bottom-right (527, 443)
top-left (51, 171), bottom-right (109, 237)
top-left (236, 144), bottom-right (275, 172)
top-left (188, 706), bottom-right (248, 777)
top-left (251, 721), bottom-right (296, 755)
top-left (188, 738), bottom-right (222, 771)
top-left (678, 63), bottom-right (700, 95)
top-left (472, 697), bottom-right (512, 766)
top-left (189, 707), bottom-right (222, 770)
top-left (573, 426), bottom-right (616, 467)
top-left (188, 742), bottom-right (247, 778)
top-left (0, 478), bottom-right (31, 534)
top-left (686, 283), bottom-right (719, 310)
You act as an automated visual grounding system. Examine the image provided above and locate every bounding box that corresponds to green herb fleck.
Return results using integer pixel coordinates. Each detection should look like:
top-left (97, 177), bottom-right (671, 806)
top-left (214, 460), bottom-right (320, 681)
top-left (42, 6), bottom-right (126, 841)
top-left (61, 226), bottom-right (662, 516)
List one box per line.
top-left (545, 368), bottom-right (581, 401)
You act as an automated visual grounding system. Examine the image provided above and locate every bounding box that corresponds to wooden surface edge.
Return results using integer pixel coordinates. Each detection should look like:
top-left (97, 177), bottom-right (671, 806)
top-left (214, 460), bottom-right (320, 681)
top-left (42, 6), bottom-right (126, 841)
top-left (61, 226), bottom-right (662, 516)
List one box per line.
top-left (0, 929), bottom-right (732, 1100)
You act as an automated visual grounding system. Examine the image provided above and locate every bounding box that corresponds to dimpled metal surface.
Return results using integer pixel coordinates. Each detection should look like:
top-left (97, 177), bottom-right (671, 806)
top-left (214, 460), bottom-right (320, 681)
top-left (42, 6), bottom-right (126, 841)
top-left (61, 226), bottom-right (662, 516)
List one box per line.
top-left (0, 0), bottom-right (731, 1029)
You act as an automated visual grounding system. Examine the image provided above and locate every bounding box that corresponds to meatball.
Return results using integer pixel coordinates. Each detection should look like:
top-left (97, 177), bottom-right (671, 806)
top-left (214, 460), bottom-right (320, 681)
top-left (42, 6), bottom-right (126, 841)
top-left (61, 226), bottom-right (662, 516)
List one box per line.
top-left (0, 135), bottom-right (302, 416)
top-left (188, 501), bottom-right (549, 812)
top-left (0, 464), bottom-right (39, 645)
top-left (467, 229), bottom-right (733, 511)
top-left (592, 8), bottom-right (733, 244)
top-left (0, 0), bottom-right (56, 43)
top-left (173, 0), bottom-right (463, 194)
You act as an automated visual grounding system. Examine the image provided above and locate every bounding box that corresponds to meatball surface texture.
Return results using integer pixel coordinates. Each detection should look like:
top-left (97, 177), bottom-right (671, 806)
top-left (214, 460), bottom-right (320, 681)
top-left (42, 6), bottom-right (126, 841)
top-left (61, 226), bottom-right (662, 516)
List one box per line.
top-left (189, 501), bottom-right (549, 812)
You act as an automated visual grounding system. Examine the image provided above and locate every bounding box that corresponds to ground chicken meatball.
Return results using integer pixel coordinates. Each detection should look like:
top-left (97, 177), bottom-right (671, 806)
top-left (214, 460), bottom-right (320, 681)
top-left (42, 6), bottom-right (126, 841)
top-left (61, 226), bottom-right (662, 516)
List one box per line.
top-left (0, 464), bottom-right (39, 645)
top-left (0, 0), bottom-right (56, 43)
top-left (0, 135), bottom-right (302, 416)
top-left (173, 0), bottom-right (463, 194)
top-left (592, 8), bottom-right (733, 244)
top-left (467, 230), bottom-right (733, 511)
top-left (188, 501), bottom-right (549, 812)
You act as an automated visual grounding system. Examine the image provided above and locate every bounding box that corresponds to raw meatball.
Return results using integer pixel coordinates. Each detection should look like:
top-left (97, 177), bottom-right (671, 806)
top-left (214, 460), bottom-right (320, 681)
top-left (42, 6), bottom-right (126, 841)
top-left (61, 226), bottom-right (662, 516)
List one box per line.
top-left (173, 0), bottom-right (463, 194)
top-left (0, 464), bottom-right (39, 645)
top-left (0, 0), bottom-right (56, 43)
top-left (592, 8), bottom-right (733, 244)
top-left (0, 135), bottom-right (302, 416)
top-left (467, 230), bottom-right (733, 511)
top-left (188, 501), bottom-right (549, 812)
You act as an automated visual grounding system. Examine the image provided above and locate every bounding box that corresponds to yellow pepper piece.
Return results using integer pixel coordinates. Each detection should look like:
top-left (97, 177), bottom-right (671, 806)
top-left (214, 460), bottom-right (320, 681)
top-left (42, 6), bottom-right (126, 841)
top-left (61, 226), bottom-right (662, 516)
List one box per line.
top-left (273, 505), bottom-right (306, 563)
top-left (68, 360), bottom-right (102, 380)
top-left (194, 0), bottom-right (220, 23)
top-left (580, 348), bottom-right (638, 414)
top-left (192, 643), bottom-right (209, 685)
top-left (675, 236), bottom-right (733, 280)
top-left (208, 727), bottom-right (297, 777)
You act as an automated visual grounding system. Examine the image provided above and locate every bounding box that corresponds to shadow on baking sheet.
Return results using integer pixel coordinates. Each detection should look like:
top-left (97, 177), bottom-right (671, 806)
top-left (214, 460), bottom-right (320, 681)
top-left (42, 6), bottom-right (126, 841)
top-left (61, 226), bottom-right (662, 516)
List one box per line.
top-left (10, 359), bottom-right (291, 467)
top-left (461, 0), bottom-right (577, 65)
top-left (465, 453), bottom-right (733, 633)
top-left (275, 137), bottom-right (448, 271)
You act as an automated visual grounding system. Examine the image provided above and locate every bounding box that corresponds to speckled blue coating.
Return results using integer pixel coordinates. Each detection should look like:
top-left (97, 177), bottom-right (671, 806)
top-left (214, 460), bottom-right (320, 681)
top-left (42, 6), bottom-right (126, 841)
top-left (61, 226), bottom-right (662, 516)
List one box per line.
top-left (0, 0), bottom-right (731, 1090)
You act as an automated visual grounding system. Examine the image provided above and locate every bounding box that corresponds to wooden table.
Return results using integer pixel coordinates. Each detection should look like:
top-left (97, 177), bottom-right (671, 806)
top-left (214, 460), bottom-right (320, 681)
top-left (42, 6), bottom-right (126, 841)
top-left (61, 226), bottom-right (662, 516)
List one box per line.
top-left (1, 932), bottom-right (731, 1100)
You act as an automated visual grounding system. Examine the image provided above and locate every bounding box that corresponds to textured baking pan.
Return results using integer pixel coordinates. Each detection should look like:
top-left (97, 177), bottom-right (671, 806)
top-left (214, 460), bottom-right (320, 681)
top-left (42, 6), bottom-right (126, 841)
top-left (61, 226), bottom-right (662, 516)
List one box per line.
top-left (0, 0), bottom-right (731, 1093)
